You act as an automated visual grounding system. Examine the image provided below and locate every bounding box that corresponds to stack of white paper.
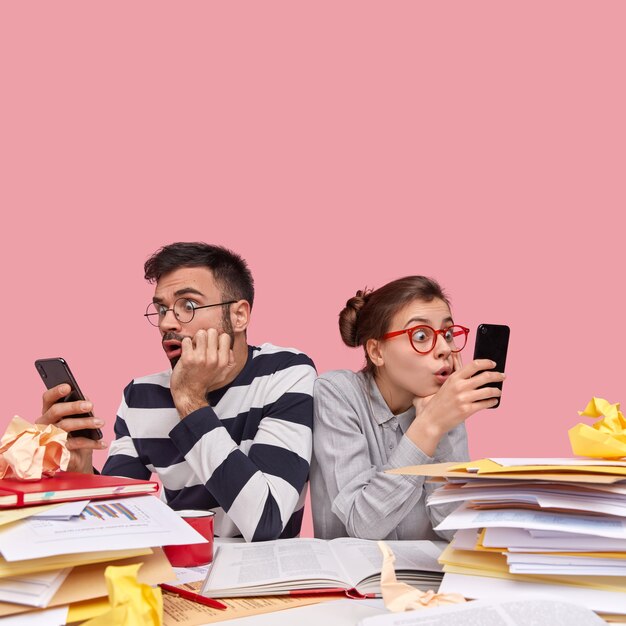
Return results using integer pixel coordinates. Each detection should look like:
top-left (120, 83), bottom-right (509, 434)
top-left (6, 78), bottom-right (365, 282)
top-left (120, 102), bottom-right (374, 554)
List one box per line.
top-left (0, 494), bottom-right (200, 618)
top-left (396, 457), bottom-right (626, 618)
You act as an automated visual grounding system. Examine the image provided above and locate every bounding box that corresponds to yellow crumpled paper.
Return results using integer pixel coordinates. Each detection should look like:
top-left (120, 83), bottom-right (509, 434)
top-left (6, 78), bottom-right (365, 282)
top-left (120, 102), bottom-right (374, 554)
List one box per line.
top-left (569, 397), bottom-right (626, 459)
top-left (81, 563), bottom-right (163, 626)
top-left (378, 542), bottom-right (465, 611)
top-left (0, 415), bottom-right (70, 479)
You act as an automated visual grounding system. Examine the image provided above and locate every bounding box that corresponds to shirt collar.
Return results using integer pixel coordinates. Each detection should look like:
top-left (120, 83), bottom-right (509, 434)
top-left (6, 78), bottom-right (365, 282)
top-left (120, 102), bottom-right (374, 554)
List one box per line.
top-left (364, 372), bottom-right (416, 431)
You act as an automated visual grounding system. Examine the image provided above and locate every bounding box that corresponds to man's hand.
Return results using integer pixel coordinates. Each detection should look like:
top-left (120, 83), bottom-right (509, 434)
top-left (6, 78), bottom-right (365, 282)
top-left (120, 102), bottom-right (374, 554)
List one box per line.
top-left (37, 384), bottom-right (106, 473)
top-left (170, 328), bottom-right (237, 418)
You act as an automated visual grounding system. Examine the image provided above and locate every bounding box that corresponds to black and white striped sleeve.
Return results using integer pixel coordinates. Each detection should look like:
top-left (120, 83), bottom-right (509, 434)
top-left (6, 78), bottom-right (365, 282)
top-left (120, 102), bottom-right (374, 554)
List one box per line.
top-left (102, 383), bottom-right (152, 480)
top-left (168, 353), bottom-right (315, 542)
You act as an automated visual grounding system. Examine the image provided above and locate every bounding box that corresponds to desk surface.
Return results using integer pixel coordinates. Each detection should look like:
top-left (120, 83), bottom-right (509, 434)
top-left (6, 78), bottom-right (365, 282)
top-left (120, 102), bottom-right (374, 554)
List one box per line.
top-left (218, 599), bottom-right (387, 626)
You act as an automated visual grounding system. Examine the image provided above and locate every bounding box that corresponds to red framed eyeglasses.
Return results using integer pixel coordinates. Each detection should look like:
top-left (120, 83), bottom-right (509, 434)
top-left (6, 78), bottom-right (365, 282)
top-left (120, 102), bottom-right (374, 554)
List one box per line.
top-left (382, 325), bottom-right (470, 355)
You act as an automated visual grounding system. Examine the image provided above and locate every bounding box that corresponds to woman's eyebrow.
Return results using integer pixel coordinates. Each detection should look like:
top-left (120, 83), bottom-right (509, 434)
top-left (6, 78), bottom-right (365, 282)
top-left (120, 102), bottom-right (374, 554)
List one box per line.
top-left (404, 316), bottom-right (454, 328)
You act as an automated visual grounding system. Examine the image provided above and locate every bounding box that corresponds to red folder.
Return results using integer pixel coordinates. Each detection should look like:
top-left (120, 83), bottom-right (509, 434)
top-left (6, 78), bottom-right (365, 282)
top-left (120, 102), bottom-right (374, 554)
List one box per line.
top-left (0, 472), bottom-right (159, 508)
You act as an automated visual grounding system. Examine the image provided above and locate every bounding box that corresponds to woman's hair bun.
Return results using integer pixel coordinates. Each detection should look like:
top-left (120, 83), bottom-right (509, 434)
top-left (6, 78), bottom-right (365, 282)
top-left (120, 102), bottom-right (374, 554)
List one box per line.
top-left (339, 289), bottom-right (371, 347)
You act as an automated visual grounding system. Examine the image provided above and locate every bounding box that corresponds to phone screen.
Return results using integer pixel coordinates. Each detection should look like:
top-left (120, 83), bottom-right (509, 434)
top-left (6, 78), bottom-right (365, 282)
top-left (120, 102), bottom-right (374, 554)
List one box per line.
top-left (472, 324), bottom-right (510, 408)
top-left (35, 358), bottom-right (103, 440)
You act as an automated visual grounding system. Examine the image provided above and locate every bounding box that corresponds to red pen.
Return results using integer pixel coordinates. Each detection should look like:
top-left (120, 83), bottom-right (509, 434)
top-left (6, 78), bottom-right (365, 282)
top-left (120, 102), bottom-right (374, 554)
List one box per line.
top-left (160, 583), bottom-right (228, 610)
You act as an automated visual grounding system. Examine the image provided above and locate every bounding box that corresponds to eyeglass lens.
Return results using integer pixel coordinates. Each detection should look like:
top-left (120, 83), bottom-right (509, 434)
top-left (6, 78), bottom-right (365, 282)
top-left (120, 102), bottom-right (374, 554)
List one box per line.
top-left (410, 325), bottom-right (467, 353)
top-left (145, 298), bottom-right (200, 326)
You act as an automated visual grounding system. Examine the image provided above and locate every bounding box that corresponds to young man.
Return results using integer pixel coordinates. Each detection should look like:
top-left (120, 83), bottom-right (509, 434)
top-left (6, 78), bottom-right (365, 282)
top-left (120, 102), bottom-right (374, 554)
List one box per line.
top-left (38, 243), bottom-right (316, 541)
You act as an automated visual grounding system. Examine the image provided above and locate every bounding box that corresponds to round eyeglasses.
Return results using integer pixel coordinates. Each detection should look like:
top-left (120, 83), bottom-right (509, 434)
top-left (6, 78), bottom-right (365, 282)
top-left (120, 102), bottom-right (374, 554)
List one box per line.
top-left (144, 298), bottom-right (236, 326)
top-left (382, 324), bottom-right (470, 355)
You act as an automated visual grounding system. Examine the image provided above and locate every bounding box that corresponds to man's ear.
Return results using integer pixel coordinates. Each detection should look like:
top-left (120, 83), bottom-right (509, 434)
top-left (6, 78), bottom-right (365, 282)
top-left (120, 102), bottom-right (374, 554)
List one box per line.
top-left (366, 338), bottom-right (385, 367)
top-left (231, 300), bottom-right (251, 333)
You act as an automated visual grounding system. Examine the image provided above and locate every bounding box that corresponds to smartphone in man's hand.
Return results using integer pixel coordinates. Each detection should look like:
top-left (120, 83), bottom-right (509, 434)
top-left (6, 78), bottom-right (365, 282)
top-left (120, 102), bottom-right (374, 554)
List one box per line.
top-left (35, 357), bottom-right (103, 440)
top-left (472, 324), bottom-right (510, 408)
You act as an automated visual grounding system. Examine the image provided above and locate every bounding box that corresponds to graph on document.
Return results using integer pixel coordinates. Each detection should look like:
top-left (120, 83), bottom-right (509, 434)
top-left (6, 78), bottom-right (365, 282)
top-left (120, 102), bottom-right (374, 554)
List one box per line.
top-left (26, 497), bottom-right (166, 538)
top-left (80, 502), bottom-right (138, 521)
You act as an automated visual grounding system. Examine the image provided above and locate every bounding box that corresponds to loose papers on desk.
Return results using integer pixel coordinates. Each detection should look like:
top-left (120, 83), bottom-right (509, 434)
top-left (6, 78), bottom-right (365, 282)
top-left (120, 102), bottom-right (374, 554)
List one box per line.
top-left (0, 548), bottom-right (174, 619)
top-left (435, 503), bottom-right (626, 540)
top-left (0, 495), bottom-right (206, 561)
top-left (0, 606), bottom-right (69, 626)
top-left (0, 494), bottom-right (197, 616)
top-left (0, 568), bottom-right (71, 607)
top-left (358, 597), bottom-right (607, 626)
top-left (439, 574), bottom-right (626, 619)
top-left (391, 457), bottom-right (626, 616)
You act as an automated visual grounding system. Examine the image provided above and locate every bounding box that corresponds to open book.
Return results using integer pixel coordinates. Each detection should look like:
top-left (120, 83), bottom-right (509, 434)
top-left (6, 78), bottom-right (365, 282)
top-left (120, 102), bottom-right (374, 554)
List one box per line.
top-left (201, 538), bottom-right (445, 598)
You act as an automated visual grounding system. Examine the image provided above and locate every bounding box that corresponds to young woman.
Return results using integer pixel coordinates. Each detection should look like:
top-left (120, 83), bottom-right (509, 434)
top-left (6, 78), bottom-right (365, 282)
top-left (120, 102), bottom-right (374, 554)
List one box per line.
top-left (310, 276), bottom-right (504, 540)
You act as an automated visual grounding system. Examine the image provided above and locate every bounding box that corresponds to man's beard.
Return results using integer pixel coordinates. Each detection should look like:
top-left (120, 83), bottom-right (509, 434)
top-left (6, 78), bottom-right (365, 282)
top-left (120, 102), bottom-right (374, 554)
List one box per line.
top-left (166, 310), bottom-right (235, 370)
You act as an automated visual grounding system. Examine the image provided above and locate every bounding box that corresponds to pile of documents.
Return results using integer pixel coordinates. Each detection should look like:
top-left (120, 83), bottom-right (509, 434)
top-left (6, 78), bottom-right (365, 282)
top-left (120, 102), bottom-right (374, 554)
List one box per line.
top-left (391, 458), bottom-right (626, 622)
top-left (0, 486), bottom-right (206, 623)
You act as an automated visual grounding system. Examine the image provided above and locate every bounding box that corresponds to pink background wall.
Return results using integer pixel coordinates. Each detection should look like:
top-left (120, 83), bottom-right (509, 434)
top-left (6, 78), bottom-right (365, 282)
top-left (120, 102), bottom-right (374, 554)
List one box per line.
top-left (1, 2), bottom-right (624, 537)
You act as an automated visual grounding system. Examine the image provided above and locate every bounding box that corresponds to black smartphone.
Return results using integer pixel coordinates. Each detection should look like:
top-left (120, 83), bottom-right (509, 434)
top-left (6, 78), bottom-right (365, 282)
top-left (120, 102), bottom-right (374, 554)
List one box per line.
top-left (34, 357), bottom-right (103, 440)
top-left (472, 324), bottom-right (510, 409)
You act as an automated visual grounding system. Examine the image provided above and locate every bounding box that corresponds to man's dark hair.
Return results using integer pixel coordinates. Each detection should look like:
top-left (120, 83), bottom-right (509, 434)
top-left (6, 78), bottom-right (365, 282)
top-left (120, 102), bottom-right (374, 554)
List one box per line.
top-left (144, 242), bottom-right (255, 308)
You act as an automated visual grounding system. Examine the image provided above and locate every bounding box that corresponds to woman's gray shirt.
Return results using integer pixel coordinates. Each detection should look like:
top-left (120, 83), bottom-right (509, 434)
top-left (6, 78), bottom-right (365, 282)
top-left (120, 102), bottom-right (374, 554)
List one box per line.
top-left (310, 370), bottom-right (469, 541)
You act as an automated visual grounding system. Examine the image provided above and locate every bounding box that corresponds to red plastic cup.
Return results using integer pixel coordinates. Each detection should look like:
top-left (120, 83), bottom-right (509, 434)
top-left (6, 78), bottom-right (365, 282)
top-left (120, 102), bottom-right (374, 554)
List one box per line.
top-left (163, 510), bottom-right (215, 567)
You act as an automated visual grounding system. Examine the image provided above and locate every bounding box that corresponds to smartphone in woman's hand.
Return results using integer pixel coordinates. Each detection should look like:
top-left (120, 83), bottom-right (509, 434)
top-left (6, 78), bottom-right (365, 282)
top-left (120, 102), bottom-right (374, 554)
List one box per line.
top-left (473, 324), bottom-right (510, 408)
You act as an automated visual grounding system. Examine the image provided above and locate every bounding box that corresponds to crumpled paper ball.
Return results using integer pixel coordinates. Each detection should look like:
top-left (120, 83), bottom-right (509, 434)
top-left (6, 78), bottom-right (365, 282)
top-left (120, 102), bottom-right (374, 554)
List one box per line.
top-left (569, 397), bottom-right (626, 459)
top-left (378, 541), bottom-right (466, 612)
top-left (0, 415), bottom-right (70, 479)
top-left (81, 564), bottom-right (163, 626)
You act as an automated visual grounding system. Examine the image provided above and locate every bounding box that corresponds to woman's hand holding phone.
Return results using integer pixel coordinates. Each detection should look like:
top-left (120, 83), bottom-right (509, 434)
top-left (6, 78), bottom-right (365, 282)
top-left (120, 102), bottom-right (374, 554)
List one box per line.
top-left (37, 384), bottom-right (107, 473)
top-left (408, 360), bottom-right (505, 456)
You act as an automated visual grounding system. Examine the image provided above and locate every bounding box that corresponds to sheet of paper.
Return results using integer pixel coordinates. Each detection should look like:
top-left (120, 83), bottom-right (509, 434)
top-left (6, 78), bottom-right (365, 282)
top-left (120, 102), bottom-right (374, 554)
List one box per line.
top-left (450, 528), bottom-right (480, 551)
top-left (390, 462), bottom-right (625, 484)
top-left (0, 504), bottom-right (66, 528)
top-left (0, 606), bottom-right (69, 625)
top-left (429, 486), bottom-right (626, 517)
top-left (489, 458), bottom-right (626, 467)
top-left (439, 573), bottom-right (626, 614)
top-left (206, 599), bottom-right (385, 626)
top-left (0, 548), bottom-right (173, 618)
top-left (163, 581), bottom-right (342, 626)
top-left (435, 502), bottom-right (626, 538)
top-left (66, 597), bottom-right (110, 623)
top-left (0, 495), bottom-right (205, 561)
top-left (171, 564), bottom-right (213, 585)
top-left (359, 597), bottom-right (607, 626)
top-left (0, 568), bottom-right (71, 607)
top-left (460, 459), bottom-right (626, 477)
top-left (0, 548), bottom-right (152, 579)
top-left (509, 564), bottom-right (626, 576)
top-left (482, 526), bottom-right (626, 552)
top-left (439, 544), bottom-right (626, 593)
top-left (534, 493), bottom-right (626, 516)
top-left (506, 552), bottom-right (626, 566)
top-left (30, 499), bottom-right (89, 519)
